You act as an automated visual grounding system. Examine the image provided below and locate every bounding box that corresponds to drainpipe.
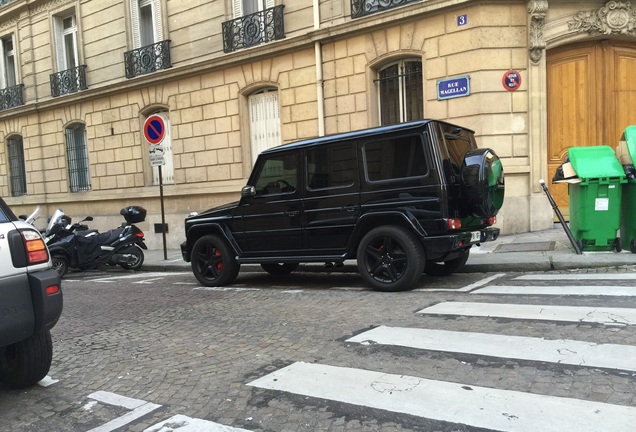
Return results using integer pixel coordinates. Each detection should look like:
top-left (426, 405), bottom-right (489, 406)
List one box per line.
top-left (314, 0), bottom-right (325, 136)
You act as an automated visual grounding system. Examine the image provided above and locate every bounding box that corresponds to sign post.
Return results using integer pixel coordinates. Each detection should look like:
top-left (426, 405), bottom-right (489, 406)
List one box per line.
top-left (143, 114), bottom-right (168, 260)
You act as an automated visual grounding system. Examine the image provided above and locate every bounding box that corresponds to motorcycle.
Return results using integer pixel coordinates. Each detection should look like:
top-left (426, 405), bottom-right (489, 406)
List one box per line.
top-left (47, 206), bottom-right (148, 277)
top-left (43, 210), bottom-right (95, 246)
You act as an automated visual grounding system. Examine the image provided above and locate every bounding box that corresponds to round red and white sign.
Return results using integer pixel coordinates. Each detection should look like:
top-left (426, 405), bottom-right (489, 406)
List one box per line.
top-left (143, 114), bottom-right (166, 145)
top-left (502, 70), bottom-right (522, 92)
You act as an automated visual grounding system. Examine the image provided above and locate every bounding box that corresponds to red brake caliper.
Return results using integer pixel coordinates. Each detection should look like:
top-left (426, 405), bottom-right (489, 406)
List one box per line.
top-left (214, 250), bottom-right (223, 270)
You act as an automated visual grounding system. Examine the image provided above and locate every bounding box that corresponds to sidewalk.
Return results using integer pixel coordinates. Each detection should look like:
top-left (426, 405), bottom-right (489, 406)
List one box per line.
top-left (142, 224), bottom-right (636, 274)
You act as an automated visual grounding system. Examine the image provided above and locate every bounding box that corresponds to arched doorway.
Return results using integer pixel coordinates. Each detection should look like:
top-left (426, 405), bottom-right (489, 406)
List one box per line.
top-left (547, 40), bottom-right (636, 216)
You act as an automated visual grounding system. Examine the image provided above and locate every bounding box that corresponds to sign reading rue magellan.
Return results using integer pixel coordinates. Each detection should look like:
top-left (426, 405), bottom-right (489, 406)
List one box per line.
top-left (436, 75), bottom-right (470, 100)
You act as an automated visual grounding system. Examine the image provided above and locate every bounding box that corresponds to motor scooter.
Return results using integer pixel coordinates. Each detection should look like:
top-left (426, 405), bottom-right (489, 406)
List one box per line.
top-left (48, 206), bottom-right (148, 277)
top-left (43, 209), bottom-right (95, 246)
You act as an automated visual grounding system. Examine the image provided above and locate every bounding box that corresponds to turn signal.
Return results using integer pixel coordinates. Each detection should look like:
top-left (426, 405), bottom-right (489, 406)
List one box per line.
top-left (22, 229), bottom-right (49, 265)
top-left (447, 218), bottom-right (461, 230)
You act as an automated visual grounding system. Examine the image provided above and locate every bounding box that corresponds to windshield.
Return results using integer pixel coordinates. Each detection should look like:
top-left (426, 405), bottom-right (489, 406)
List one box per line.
top-left (46, 209), bottom-right (65, 234)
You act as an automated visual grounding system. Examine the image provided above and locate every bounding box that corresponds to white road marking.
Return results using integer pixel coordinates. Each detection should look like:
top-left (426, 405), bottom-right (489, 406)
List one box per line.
top-left (194, 287), bottom-right (260, 292)
top-left (419, 302), bottom-right (636, 326)
top-left (347, 326), bottom-right (636, 371)
top-left (515, 273), bottom-right (636, 280)
top-left (134, 277), bottom-right (165, 284)
top-left (473, 285), bottom-right (636, 296)
top-left (144, 415), bottom-right (253, 432)
top-left (248, 362), bottom-right (636, 432)
top-left (88, 272), bottom-right (190, 282)
top-left (420, 273), bottom-right (506, 292)
top-left (86, 391), bottom-right (162, 432)
top-left (37, 375), bottom-right (58, 387)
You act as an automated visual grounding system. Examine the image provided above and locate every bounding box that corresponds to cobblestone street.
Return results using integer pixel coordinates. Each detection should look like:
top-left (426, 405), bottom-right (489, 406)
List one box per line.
top-left (2, 269), bottom-right (636, 431)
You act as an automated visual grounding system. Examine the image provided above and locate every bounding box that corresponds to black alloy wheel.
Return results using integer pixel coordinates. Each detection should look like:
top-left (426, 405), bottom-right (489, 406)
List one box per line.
top-left (191, 235), bottom-right (239, 287)
top-left (356, 225), bottom-right (425, 292)
top-left (51, 255), bottom-right (69, 277)
top-left (119, 245), bottom-right (145, 270)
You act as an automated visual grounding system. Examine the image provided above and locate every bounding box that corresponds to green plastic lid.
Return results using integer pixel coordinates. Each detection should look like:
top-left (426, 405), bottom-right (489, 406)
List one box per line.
top-left (568, 145), bottom-right (625, 180)
top-left (624, 125), bottom-right (636, 162)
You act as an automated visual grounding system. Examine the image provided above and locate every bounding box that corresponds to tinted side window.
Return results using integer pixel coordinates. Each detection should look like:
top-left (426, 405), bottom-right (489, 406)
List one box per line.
top-left (252, 153), bottom-right (298, 195)
top-left (364, 135), bottom-right (427, 181)
top-left (307, 143), bottom-right (357, 190)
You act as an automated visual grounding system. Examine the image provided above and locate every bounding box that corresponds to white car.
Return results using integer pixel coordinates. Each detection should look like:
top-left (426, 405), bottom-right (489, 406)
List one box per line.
top-left (0, 201), bottom-right (63, 388)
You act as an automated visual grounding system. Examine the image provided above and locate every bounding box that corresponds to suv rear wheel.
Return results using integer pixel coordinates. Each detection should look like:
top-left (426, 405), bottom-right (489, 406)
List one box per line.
top-left (191, 235), bottom-right (240, 286)
top-left (356, 225), bottom-right (425, 292)
top-left (0, 330), bottom-right (53, 389)
top-left (424, 248), bottom-right (470, 277)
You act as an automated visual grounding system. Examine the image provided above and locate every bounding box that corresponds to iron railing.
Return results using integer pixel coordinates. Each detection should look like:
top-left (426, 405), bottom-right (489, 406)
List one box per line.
top-left (222, 5), bottom-right (285, 53)
top-left (351, 0), bottom-right (420, 18)
top-left (0, 84), bottom-right (24, 111)
top-left (124, 40), bottom-right (172, 79)
top-left (50, 65), bottom-right (87, 97)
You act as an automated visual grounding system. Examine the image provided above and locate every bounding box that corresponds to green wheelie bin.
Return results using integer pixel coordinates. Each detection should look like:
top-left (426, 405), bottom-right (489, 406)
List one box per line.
top-left (568, 145), bottom-right (626, 252)
top-left (620, 126), bottom-right (636, 252)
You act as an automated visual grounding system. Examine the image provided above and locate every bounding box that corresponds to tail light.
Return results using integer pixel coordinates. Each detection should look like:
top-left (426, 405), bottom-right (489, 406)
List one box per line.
top-left (135, 230), bottom-right (144, 238)
top-left (22, 229), bottom-right (49, 265)
top-left (483, 217), bottom-right (497, 226)
top-left (46, 285), bottom-right (60, 295)
top-left (447, 218), bottom-right (461, 230)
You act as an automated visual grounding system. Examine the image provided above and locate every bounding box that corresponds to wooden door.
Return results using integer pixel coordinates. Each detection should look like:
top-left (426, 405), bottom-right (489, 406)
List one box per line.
top-left (547, 41), bottom-right (636, 217)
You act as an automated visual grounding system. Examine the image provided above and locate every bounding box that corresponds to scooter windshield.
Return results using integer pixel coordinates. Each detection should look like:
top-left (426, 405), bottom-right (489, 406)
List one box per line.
top-left (46, 209), bottom-right (65, 234)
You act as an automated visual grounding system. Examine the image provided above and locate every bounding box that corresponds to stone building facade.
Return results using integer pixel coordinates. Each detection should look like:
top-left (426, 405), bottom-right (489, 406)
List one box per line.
top-left (0, 0), bottom-right (634, 249)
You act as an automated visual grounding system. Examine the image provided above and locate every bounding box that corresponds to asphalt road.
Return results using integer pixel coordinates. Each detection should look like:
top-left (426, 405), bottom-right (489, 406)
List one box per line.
top-left (2, 268), bottom-right (636, 431)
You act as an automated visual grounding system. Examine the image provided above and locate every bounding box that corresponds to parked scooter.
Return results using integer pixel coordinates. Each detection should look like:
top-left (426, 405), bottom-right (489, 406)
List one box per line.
top-left (43, 210), bottom-right (95, 246)
top-left (47, 206), bottom-right (148, 277)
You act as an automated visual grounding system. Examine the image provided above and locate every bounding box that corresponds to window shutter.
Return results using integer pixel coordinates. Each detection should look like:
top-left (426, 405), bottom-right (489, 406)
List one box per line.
top-left (249, 91), bottom-right (281, 164)
top-left (53, 17), bottom-right (66, 71)
top-left (153, 0), bottom-right (164, 42)
top-left (265, 0), bottom-right (274, 9)
top-left (130, 0), bottom-right (141, 48)
top-left (0, 39), bottom-right (6, 88)
top-left (232, 0), bottom-right (243, 18)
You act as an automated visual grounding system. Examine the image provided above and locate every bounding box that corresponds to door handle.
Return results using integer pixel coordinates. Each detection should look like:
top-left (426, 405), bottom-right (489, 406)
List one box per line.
top-left (342, 205), bottom-right (359, 213)
top-left (285, 211), bottom-right (299, 217)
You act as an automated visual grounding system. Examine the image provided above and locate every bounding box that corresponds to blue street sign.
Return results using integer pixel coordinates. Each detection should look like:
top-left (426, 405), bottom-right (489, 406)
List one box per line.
top-left (437, 76), bottom-right (470, 100)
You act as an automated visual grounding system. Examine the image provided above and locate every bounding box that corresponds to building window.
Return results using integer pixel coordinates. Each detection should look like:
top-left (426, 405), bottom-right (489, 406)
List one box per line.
top-left (248, 89), bottom-right (281, 165)
top-left (233, 0), bottom-right (274, 18)
top-left (7, 136), bottom-right (26, 197)
top-left (376, 59), bottom-right (423, 125)
top-left (149, 112), bottom-right (174, 185)
top-left (65, 124), bottom-right (91, 192)
top-left (53, 13), bottom-right (78, 72)
top-left (0, 34), bottom-right (16, 88)
top-left (131, 0), bottom-right (163, 48)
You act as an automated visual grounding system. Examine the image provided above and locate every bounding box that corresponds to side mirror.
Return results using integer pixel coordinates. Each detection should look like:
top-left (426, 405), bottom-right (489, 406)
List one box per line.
top-left (241, 185), bottom-right (256, 198)
top-left (85, 216), bottom-right (94, 222)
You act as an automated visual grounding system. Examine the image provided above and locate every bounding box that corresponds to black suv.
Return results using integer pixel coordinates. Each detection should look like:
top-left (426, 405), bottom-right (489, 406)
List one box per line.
top-left (181, 120), bottom-right (504, 291)
top-left (0, 200), bottom-right (63, 388)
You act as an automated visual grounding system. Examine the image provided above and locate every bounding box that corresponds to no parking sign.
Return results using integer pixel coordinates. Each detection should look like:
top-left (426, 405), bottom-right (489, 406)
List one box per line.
top-left (502, 70), bottom-right (522, 92)
top-left (144, 114), bottom-right (166, 166)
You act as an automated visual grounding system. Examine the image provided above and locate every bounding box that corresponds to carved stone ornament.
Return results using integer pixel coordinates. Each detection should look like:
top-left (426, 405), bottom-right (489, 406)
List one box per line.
top-left (568, 1), bottom-right (636, 35)
top-left (528, 0), bottom-right (549, 63)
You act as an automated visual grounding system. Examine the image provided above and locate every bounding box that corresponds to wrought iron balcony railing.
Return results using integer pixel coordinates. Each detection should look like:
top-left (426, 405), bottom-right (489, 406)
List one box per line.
top-left (351, 0), bottom-right (420, 19)
top-left (50, 65), bottom-right (88, 97)
top-left (124, 40), bottom-right (172, 79)
top-left (222, 5), bottom-right (285, 53)
top-left (0, 84), bottom-right (24, 111)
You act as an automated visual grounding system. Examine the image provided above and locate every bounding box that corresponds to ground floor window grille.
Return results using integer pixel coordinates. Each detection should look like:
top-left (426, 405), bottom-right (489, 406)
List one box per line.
top-left (376, 59), bottom-right (423, 125)
top-left (7, 136), bottom-right (26, 196)
top-left (65, 124), bottom-right (91, 192)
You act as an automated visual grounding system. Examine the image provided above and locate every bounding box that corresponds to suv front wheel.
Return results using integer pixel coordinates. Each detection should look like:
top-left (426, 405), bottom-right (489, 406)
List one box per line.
top-left (191, 235), bottom-right (240, 287)
top-left (356, 226), bottom-right (425, 292)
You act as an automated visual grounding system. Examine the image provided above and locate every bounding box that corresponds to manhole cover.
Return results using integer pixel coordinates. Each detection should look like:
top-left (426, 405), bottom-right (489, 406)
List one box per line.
top-left (494, 241), bottom-right (555, 253)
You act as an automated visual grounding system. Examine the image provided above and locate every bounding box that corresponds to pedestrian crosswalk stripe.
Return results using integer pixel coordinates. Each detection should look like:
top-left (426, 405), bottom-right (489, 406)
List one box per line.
top-left (144, 414), bottom-right (252, 431)
top-left (347, 326), bottom-right (636, 371)
top-left (515, 273), bottom-right (636, 280)
top-left (473, 285), bottom-right (636, 296)
top-left (248, 361), bottom-right (636, 432)
top-left (418, 302), bottom-right (636, 326)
